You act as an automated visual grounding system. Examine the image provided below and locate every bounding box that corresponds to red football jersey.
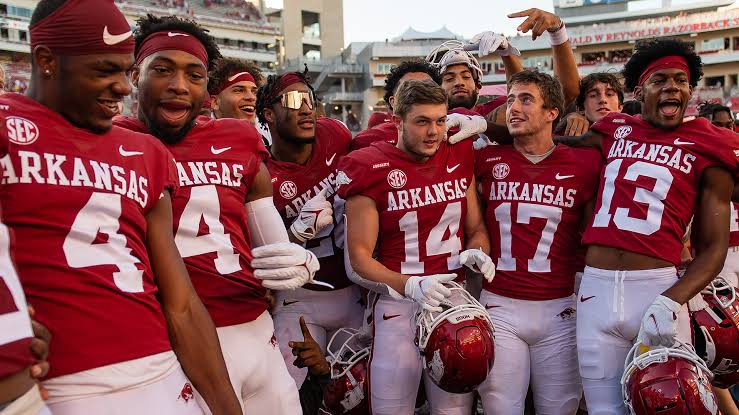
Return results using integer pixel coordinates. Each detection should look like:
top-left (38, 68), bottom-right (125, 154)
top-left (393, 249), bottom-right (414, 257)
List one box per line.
top-left (0, 215), bottom-right (32, 379)
top-left (730, 202), bottom-right (739, 248)
top-left (474, 96), bottom-right (506, 118)
top-left (0, 94), bottom-right (177, 379)
top-left (0, 129), bottom-right (33, 378)
top-left (583, 113), bottom-right (739, 265)
top-left (350, 122), bottom-right (397, 152)
top-left (476, 145), bottom-right (603, 300)
top-left (338, 140), bottom-right (474, 276)
top-left (267, 117), bottom-right (352, 290)
top-left (114, 116), bottom-right (269, 327)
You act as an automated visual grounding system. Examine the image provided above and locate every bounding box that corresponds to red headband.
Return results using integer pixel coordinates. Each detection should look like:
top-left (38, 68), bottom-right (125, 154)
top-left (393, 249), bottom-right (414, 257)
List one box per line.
top-left (135, 31), bottom-right (208, 67)
top-left (30, 0), bottom-right (134, 56)
top-left (263, 73), bottom-right (307, 105)
top-left (638, 55), bottom-right (690, 86)
top-left (214, 71), bottom-right (256, 95)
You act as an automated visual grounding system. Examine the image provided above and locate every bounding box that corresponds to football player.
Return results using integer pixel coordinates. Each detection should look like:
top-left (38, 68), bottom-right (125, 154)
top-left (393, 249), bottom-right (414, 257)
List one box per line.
top-left (0, 1), bottom-right (242, 414)
top-left (697, 104), bottom-right (739, 288)
top-left (338, 79), bottom-right (494, 414)
top-left (256, 70), bottom-right (364, 386)
top-left (351, 59), bottom-right (441, 151)
top-left (556, 72), bottom-right (625, 136)
top-left (207, 58), bottom-right (262, 124)
top-left (475, 70), bottom-right (602, 414)
top-left (114, 14), bottom-right (318, 414)
top-left (559, 37), bottom-right (739, 414)
top-left (0, 133), bottom-right (51, 414)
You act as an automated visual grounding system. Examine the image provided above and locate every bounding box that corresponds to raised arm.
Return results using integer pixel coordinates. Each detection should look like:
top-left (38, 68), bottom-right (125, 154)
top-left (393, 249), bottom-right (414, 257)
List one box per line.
top-left (508, 8), bottom-right (580, 105)
top-left (146, 191), bottom-right (241, 415)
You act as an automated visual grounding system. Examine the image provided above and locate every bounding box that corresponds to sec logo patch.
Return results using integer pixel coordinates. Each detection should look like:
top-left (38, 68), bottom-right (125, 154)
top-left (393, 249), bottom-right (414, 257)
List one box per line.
top-left (492, 163), bottom-right (510, 180)
top-left (6, 117), bottom-right (39, 145)
top-left (387, 169), bottom-right (407, 189)
top-left (614, 125), bottom-right (632, 140)
top-left (279, 181), bottom-right (298, 199)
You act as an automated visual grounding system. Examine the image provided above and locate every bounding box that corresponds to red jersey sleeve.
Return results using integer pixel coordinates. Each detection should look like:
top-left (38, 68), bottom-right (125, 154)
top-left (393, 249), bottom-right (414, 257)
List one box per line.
top-left (336, 148), bottom-right (383, 203)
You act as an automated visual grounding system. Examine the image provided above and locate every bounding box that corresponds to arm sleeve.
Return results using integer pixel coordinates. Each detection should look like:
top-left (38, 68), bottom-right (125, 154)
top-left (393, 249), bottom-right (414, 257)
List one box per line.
top-left (245, 196), bottom-right (290, 247)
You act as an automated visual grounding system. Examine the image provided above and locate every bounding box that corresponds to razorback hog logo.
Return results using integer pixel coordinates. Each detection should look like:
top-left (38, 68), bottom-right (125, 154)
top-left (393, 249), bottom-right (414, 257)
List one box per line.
top-left (279, 181), bottom-right (298, 199)
top-left (387, 169), bottom-right (407, 189)
top-left (178, 383), bottom-right (194, 402)
top-left (6, 117), bottom-right (39, 145)
top-left (557, 307), bottom-right (576, 321)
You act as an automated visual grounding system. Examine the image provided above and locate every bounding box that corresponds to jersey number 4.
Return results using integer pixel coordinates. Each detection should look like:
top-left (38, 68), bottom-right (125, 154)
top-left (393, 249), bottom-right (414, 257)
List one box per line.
top-left (175, 185), bottom-right (241, 274)
top-left (63, 192), bottom-right (145, 293)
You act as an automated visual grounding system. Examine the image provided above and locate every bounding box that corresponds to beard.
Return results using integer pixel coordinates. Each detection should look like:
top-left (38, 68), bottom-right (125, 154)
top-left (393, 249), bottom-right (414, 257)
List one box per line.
top-left (143, 115), bottom-right (196, 145)
top-left (448, 89), bottom-right (479, 110)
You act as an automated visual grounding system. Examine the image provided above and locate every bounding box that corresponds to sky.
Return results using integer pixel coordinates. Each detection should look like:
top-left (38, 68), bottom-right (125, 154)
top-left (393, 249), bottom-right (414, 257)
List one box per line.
top-left (264, 0), bottom-right (705, 46)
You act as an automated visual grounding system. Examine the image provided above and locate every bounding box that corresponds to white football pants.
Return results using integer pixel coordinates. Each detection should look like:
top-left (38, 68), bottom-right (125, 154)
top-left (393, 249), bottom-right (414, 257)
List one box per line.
top-left (719, 247), bottom-right (739, 287)
top-left (576, 266), bottom-right (691, 415)
top-left (1, 386), bottom-right (51, 415)
top-left (477, 291), bottom-right (581, 415)
top-left (368, 295), bottom-right (473, 415)
top-left (198, 310), bottom-right (301, 415)
top-left (49, 363), bottom-right (202, 415)
top-left (272, 285), bottom-right (364, 386)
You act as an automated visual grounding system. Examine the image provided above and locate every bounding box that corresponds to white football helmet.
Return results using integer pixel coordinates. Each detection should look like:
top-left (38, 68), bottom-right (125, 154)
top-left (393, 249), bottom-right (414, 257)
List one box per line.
top-left (323, 328), bottom-right (370, 414)
top-left (425, 40), bottom-right (484, 86)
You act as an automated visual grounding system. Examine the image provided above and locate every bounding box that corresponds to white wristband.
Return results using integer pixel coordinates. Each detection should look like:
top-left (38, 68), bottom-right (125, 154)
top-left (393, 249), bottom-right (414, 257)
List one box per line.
top-left (548, 23), bottom-right (568, 46)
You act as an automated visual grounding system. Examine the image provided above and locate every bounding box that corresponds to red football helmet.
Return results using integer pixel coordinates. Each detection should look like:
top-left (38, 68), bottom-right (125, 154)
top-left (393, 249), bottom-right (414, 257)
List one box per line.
top-left (621, 342), bottom-right (717, 415)
top-left (415, 281), bottom-right (495, 394)
top-left (322, 328), bottom-right (370, 415)
top-left (690, 276), bottom-right (739, 388)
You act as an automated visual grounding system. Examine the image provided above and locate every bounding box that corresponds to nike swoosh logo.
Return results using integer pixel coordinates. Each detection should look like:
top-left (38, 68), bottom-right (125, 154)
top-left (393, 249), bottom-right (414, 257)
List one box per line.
top-left (555, 173), bottom-right (575, 180)
top-left (283, 300), bottom-right (299, 306)
top-left (326, 153), bottom-right (336, 166)
top-left (485, 305), bottom-right (500, 310)
top-left (103, 26), bottom-right (132, 46)
top-left (673, 138), bottom-right (694, 146)
top-left (119, 145), bottom-right (143, 157)
top-left (446, 164), bottom-right (460, 174)
top-left (168, 32), bottom-right (189, 37)
top-left (382, 313), bottom-right (400, 320)
top-left (580, 295), bottom-right (595, 302)
top-left (211, 146), bottom-right (232, 155)
top-left (228, 72), bottom-right (249, 82)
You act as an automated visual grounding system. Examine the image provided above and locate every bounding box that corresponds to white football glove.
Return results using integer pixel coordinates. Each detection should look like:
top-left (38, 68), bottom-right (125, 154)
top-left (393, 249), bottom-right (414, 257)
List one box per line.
top-left (251, 242), bottom-right (320, 290)
top-left (473, 134), bottom-right (493, 151)
top-left (289, 188), bottom-right (333, 243)
top-left (637, 295), bottom-right (682, 347)
top-left (404, 274), bottom-right (456, 312)
top-left (470, 31), bottom-right (521, 57)
top-left (459, 249), bottom-right (495, 283)
top-left (446, 113), bottom-right (488, 144)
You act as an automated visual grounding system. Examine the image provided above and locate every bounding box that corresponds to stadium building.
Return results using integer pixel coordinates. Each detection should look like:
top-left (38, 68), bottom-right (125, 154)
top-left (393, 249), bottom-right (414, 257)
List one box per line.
top-left (319, 0), bottom-right (739, 128)
top-left (0, 0), bottom-right (282, 113)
